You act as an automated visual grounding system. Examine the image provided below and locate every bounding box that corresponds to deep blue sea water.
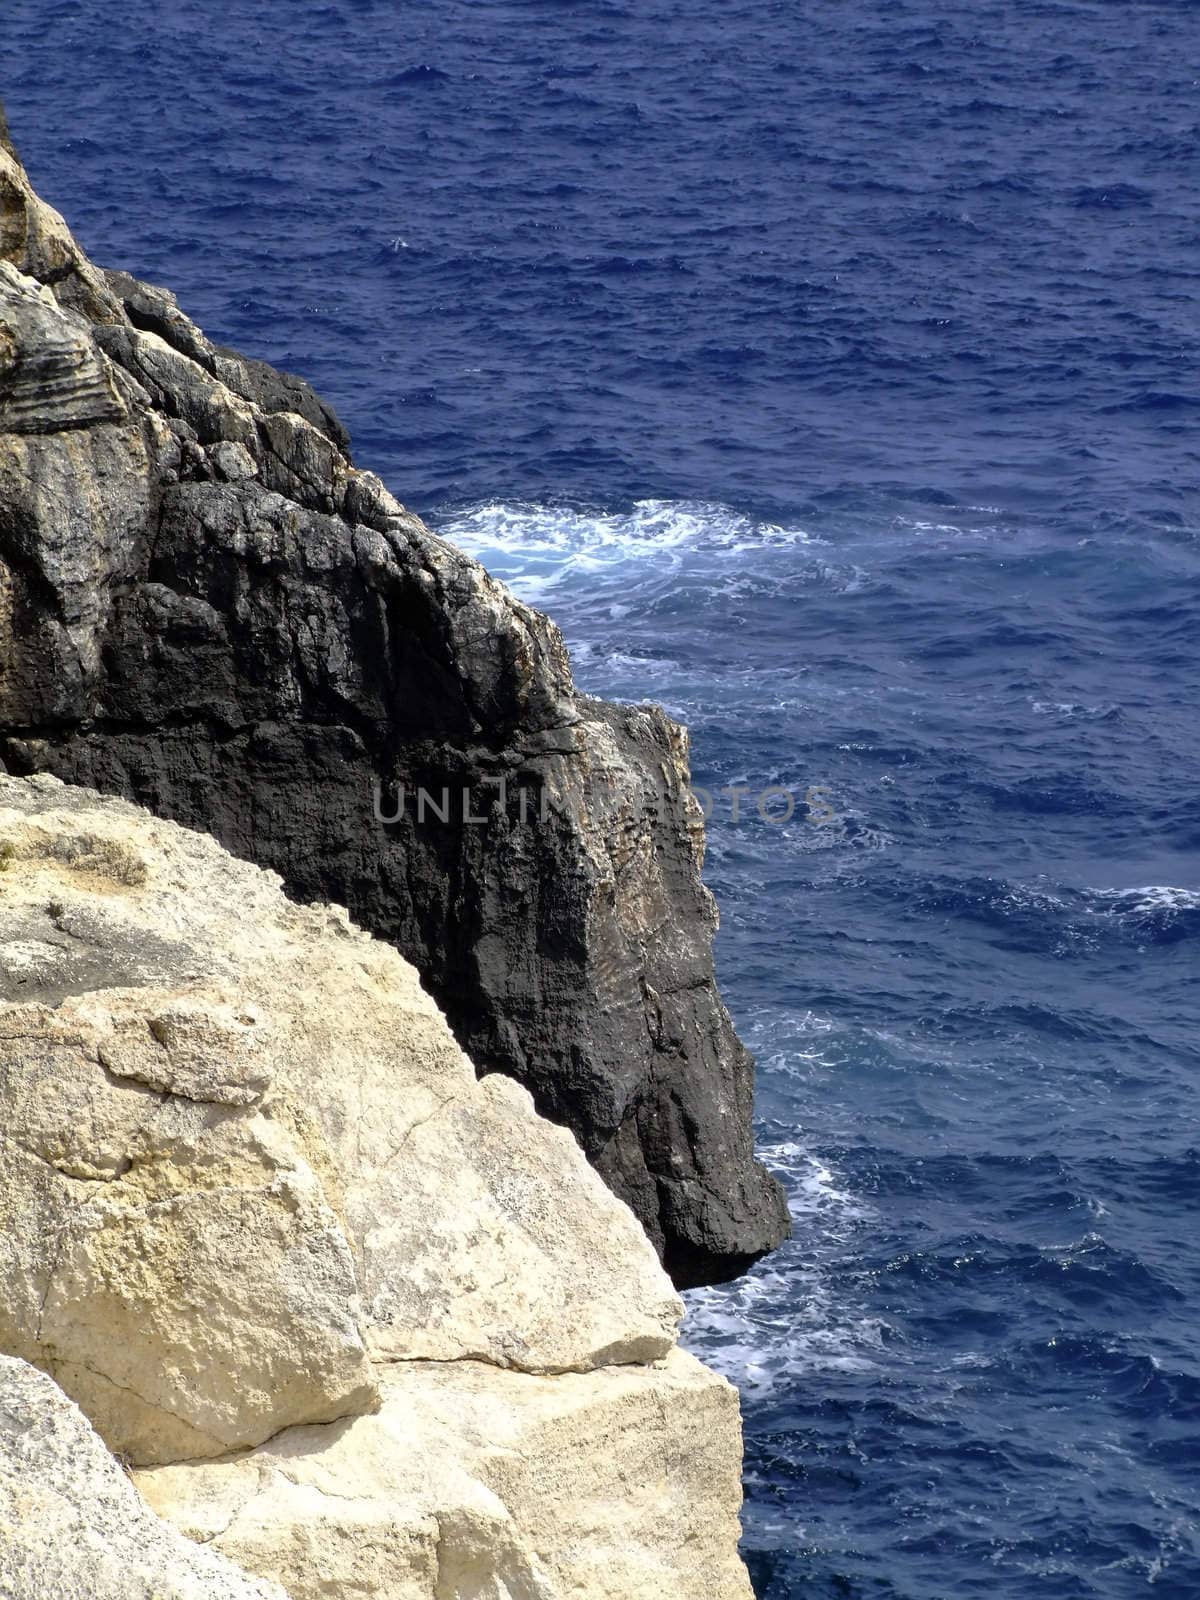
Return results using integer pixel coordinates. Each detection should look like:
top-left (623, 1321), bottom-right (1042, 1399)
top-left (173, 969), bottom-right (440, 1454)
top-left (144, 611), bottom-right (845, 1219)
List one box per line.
top-left (6, 3), bottom-right (1200, 1594)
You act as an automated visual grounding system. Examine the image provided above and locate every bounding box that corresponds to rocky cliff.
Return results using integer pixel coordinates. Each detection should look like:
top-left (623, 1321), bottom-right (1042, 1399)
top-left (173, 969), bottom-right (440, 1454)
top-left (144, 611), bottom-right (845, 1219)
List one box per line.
top-left (0, 773), bottom-right (753, 1598)
top-left (0, 113), bottom-right (788, 1286)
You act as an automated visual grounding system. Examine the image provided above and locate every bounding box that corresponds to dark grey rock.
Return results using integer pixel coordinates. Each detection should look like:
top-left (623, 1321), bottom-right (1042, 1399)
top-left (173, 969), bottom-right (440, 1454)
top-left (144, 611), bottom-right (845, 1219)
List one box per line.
top-left (211, 344), bottom-right (352, 455)
top-left (0, 111), bottom-right (789, 1285)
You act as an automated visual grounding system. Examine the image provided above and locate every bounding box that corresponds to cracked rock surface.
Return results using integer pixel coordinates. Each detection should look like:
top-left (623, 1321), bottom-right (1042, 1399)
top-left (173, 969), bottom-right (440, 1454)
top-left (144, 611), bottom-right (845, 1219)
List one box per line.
top-left (0, 775), bottom-right (682, 1468)
top-left (0, 111), bottom-right (789, 1287)
top-left (0, 1354), bottom-right (288, 1600)
top-left (138, 1351), bottom-right (753, 1600)
top-left (0, 776), bottom-right (753, 1598)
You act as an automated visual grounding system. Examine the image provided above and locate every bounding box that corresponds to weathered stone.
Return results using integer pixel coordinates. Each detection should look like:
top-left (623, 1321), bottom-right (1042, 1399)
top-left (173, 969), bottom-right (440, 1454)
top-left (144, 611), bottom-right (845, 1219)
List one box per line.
top-left (0, 127), bottom-right (124, 322)
top-left (211, 343), bottom-right (352, 454)
top-left (0, 1355), bottom-right (290, 1600)
top-left (0, 996), bottom-right (380, 1465)
top-left (208, 439), bottom-right (259, 481)
top-left (0, 775), bottom-right (682, 1466)
top-left (138, 1349), bottom-right (755, 1600)
top-left (0, 109), bottom-right (789, 1286)
top-left (0, 262), bottom-right (125, 433)
top-left (92, 268), bottom-right (351, 452)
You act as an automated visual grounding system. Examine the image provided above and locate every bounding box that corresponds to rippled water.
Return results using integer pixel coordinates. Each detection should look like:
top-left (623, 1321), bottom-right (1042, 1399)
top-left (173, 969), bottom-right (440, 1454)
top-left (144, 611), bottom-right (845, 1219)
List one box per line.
top-left (7, 2), bottom-right (1200, 1594)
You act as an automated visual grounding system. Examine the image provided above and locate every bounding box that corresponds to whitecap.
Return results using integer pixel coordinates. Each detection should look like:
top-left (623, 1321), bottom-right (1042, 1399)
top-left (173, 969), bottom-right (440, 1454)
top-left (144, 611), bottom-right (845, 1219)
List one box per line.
top-left (1089, 885), bottom-right (1200, 915)
top-left (438, 497), bottom-right (819, 557)
top-left (682, 1150), bottom-right (883, 1393)
top-left (1030, 699), bottom-right (1116, 718)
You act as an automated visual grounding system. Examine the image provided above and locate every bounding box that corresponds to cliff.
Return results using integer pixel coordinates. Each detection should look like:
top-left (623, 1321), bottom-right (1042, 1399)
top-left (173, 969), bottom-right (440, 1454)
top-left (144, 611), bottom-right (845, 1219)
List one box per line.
top-left (0, 773), bottom-right (753, 1598)
top-left (0, 111), bottom-right (788, 1287)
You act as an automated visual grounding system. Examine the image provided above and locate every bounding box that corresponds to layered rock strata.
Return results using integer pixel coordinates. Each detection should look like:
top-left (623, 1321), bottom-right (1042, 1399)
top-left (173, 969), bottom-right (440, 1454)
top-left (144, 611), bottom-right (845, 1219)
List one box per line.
top-left (0, 112), bottom-right (789, 1285)
top-left (0, 773), bottom-right (753, 1598)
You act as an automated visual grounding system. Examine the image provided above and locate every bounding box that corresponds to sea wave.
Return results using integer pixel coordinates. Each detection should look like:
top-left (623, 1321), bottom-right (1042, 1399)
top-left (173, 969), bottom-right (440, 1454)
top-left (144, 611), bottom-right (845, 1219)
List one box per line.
top-left (436, 497), bottom-right (821, 565)
top-left (683, 1145), bottom-right (886, 1394)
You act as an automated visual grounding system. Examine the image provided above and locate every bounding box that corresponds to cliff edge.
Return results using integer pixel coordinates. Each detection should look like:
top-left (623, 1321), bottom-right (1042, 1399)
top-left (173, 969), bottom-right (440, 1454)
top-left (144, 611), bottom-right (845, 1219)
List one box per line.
top-left (0, 773), bottom-right (753, 1599)
top-left (0, 110), bottom-right (789, 1286)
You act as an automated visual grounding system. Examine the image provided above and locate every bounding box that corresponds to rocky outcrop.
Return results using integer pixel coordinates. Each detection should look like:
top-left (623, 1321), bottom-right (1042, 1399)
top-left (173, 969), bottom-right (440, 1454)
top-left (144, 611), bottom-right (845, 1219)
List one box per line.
top-left (138, 1352), bottom-right (749, 1600)
top-left (0, 774), bottom-right (681, 1467)
top-left (0, 1355), bottom-right (288, 1600)
top-left (0, 112), bottom-right (788, 1286)
top-left (0, 774), bottom-right (753, 1597)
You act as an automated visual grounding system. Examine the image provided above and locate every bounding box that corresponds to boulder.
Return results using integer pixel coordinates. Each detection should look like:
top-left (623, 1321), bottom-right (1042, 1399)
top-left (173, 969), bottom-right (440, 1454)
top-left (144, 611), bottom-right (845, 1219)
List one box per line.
top-left (0, 107), bottom-right (789, 1286)
top-left (0, 1354), bottom-right (289, 1600)
top-left (0, 774), bottom-right (681, 1467)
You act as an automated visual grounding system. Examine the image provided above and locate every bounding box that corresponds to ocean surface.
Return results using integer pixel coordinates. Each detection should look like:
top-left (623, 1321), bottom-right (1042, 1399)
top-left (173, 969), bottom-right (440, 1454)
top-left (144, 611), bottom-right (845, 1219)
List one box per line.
top-left (6, 2), bottom-right (1200, 1594)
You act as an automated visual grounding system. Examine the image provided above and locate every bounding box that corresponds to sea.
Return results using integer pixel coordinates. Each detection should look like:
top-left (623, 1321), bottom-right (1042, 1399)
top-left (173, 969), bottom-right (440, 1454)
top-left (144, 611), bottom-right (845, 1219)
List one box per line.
top-left (6, 2), bottom-right (1199, 1594)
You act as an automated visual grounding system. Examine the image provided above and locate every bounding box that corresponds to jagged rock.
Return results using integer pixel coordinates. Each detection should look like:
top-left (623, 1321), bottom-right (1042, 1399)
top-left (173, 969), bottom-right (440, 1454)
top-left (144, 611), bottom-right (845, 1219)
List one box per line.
top-left (211, 343), bottom-right (352, 454)
top-left (0, 775), bottom-right (682, 1466)
top-left (0, 109), bottom-right (789, 1286)
top-left (137, 1349), bottom-right (754, 1600)
top-left (95, 269), bottom-right (352, 453)
top-left (0, 1355), bottom-right (290, 1600)
top-left (0, 127), bottom-right (124, 323)
top-left (0, 263), bottom-right (126, 433)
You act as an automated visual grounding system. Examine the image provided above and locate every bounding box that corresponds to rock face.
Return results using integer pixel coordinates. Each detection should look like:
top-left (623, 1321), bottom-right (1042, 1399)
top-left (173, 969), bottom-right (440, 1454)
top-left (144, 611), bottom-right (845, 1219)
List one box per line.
top-left (0, 1355), bottom-right (288, 1600)
top-left (0, 774), bottom-right (681, 1467)
top-left (138, 1350), bottom-right (751, 1600)
top-left (0, 112), bottom-right (788, 1286)
top-left (0, 775), bottom-right (753, 1598)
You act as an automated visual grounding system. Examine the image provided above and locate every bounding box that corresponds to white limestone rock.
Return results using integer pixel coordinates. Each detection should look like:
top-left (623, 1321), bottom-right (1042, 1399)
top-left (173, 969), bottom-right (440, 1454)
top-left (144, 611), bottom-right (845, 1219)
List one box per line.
top-left (0, 1354), bottom-right (290, 1600)
top-left (0, 775), bottom-right (681, 1467)
top-left (138, 1347), bottom-right (755, 1600)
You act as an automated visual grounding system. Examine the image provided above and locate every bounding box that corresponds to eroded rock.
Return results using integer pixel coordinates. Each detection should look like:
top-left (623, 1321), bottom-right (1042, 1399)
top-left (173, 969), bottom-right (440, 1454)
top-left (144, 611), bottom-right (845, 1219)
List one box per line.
top-left (0, 1355), bottom-right (290, 1600)
top-left (0, 775), bottom-right (682, 1467)
top-left (137, 1349), bottom-right (755, 1600)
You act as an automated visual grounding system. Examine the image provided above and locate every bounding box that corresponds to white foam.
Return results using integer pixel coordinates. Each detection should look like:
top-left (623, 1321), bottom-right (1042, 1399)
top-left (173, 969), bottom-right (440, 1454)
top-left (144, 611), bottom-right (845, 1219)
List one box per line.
top-left (1090, 885), bottom-right (1200, 915)
top-left (1030, 699), bottom-right (1115, 718)
top-left (905, 518), bottom-right (970, 535)
top-left (437, 497), bottom-right (822, 561)
top-left (998, 882), bottom-right (1070, 914)
top-left (682, 1148), bottom-right (885, 1394)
